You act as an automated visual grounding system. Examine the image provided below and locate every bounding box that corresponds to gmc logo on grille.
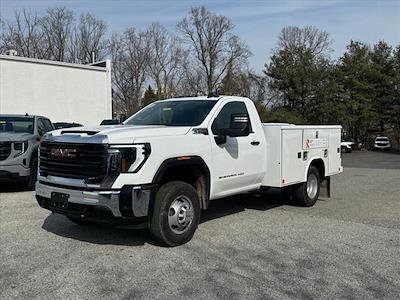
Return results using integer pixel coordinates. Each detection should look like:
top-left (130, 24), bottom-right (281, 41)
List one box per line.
top-left (51, 148), bottom-right (77, 158)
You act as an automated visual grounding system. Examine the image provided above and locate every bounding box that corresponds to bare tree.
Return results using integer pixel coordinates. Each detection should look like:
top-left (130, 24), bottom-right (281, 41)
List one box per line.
top-left (220, 68), bottom-right (271, 104)
top-left (147, 23), bottom-right (187, 98)
top-left (40, 7), bottom-right (74, 61)
top-left (109, 28), bottom-right (150, 116)
top-left (69, 13), bottom-right (108, 63)
top-left (176, 57), bottom-right (207, 96)
top-left (0, 9), bottom-right (48, 58)
top-left (278, 25), bottom-right (332, 57)
top-left (177, 6), bottom-right (251, 93)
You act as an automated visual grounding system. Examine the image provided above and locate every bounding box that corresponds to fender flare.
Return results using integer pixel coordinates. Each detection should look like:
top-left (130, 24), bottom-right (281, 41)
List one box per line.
top-left (304, 157), bottom-right (326, 182)
top-left (152, 155), bottom-right (211, 209)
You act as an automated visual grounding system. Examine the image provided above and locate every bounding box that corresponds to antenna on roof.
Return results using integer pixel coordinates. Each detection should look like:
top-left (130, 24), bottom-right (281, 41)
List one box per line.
top-left (25, 113), bottom-right (29, 116)
top-left (207, 90), bottom-right (219, 98)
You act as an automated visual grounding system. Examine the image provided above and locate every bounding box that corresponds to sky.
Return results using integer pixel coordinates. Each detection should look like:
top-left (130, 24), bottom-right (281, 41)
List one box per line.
top-left (1, 0), bottom-right (399, 72)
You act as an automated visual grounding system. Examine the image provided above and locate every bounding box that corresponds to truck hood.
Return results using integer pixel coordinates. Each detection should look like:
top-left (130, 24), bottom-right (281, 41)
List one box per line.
top-left (43, 125), bottom-right (191, 144)
top-left (0, 132), bottom-right (34, 142)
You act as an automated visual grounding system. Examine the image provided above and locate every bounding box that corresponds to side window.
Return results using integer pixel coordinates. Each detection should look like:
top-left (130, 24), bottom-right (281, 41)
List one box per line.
top-left (37, 118), bottom-right (53, 135)
top-left (42, 119), bottom-right (54, 132)
top-left (211, 101), bottom-right (251, 135)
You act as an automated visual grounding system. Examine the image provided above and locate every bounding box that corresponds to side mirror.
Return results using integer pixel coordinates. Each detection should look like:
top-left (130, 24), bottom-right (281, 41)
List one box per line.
top-left (213, 113), bottom-right (250, 145)
top-left (214, 135), bottom-right (227, 145)
top-left (228, 113), bottom-right (250, 137)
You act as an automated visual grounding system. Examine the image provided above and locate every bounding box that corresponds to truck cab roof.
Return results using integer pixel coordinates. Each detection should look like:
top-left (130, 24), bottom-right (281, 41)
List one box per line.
top-left (156, 95), bottom-right (249, 102)
top-left (0, 114), bottom-right (45, 119)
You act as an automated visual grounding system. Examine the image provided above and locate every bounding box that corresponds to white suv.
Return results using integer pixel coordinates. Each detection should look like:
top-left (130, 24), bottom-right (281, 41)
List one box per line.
top-left (373, 136), bottom-right (391, 151)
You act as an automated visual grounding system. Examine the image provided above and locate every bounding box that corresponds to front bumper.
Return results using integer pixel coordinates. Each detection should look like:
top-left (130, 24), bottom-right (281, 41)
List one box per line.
top-left (0, 164), bottom-right (30, 181)
top-left (374, 145), bottom-right (391, 150)
top-left (35, 181), bottom-right (154, 224)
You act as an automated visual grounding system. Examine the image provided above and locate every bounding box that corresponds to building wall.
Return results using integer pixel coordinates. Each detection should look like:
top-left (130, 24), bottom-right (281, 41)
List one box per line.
top-left (0, 55), bottom-right (112, 126)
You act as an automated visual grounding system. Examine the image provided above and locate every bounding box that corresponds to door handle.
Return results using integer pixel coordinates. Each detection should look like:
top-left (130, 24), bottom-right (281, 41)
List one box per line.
top-left (251, 140), bottom-right (260, 146)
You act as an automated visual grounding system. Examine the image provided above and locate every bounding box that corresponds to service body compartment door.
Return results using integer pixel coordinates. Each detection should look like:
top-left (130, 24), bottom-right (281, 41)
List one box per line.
top-left (302, 129), bottom-right (329, 150)
top-left (281, 129), bottom-right (305, 185)
top-left (328, 129), bottom-right (341, 174)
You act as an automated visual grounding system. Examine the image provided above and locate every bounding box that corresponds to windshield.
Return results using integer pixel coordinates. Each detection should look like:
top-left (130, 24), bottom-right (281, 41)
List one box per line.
top-left (0, 117), bottom-right (34, 134)
top-left (376, 137), bottom-right (389, 141)
top-left (125, 100), bottom-right (217, 126)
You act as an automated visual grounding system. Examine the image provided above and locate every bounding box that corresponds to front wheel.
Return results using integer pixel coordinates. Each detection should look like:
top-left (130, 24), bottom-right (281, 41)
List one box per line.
top-left (293, 166), bottom-right (321, 207)
top-left (27, 157), bottom-right (38, 191)
top-left (150, 181), bottom-right (200, 247)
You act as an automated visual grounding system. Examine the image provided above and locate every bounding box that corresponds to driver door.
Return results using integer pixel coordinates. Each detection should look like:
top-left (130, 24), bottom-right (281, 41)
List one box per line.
top-left (209, 100), bottom-right (263, 198)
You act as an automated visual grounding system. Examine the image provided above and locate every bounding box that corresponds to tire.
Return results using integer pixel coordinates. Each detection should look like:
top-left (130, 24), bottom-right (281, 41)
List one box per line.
top-left (27, 157), bottom-right (38, 191)
top-left (281, 187), bottom-right (294, 204)
top-left (150, 181), bottom-right (201, 247)
top-left (293, 166), bottom-right (321, 207)
top-left (67, 216), bottom-right (92, 225)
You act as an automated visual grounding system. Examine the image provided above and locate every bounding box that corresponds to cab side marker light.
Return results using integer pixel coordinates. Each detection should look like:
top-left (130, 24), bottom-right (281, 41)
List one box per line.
top-left (177, 156), bottom-right (191, 161)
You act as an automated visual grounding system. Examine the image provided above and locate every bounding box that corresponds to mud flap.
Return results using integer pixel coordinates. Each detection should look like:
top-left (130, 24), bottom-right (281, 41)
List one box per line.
top-left (320, 176), bottom-right (331, 198)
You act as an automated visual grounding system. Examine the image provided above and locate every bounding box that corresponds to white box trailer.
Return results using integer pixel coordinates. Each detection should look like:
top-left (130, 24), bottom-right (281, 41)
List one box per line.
top-left (0, 54), bottom-right (112, 126)
top-left (262, 123), bottom-right (343, 188)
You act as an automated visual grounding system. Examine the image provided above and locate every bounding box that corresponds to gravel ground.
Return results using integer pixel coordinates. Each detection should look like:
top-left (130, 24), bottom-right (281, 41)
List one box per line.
top-left (1, 150), bottom-right (399, 299)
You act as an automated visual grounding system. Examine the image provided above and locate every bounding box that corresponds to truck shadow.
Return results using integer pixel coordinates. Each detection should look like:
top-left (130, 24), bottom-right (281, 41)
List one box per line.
top-left (0, 183), bottom-right (31, 193)
top-left (42, 213), bottom-right (148, 246)
top-left (200, 189), bottom-right (283, 224)
top-left (41, 189), bottom-right (284, 247)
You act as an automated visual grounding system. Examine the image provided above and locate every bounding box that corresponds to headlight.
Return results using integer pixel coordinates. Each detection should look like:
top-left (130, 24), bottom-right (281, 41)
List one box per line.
top-left (13, 141), bottom-right (29, 157)
top-left (109, 143), bottom-right (151, 173)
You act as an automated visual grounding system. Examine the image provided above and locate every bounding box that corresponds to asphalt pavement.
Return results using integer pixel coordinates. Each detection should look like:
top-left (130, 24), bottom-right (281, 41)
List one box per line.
top-left (0, 150), bottom-right (399, 299)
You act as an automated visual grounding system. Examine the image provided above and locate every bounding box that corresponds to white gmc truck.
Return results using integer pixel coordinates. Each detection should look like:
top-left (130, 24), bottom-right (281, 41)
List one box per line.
top-left (36, 96), bottom-right (343, 246)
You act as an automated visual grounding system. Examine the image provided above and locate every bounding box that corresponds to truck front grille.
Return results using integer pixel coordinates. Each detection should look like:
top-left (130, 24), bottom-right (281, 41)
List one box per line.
top-left (0, 142), bottom-right (12, 161)
top-left (39, 142), bottom-right (109, 183)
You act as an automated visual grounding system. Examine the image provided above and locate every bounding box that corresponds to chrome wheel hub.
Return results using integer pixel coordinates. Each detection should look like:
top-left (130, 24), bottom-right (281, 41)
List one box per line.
top-left (168, 196), bottom-right (194, 234)
top-left (307, 173), bottom-right (318, 199)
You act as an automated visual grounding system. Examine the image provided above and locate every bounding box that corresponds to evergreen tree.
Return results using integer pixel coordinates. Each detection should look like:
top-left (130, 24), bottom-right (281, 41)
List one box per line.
top-left (336, 41), bottom-right (377, 139)
top-left (265, 26), bottom-right (336, 123)
top-left (142, 85), bottom-right (158, 107)
top-left (370, 41), bottom-right (396, 132)
top-left (389, 46), bottom-right (400, 146)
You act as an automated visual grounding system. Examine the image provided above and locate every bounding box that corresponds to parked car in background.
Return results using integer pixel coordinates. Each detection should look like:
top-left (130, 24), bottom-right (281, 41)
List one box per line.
top-left (0, 114), bottom-right (54, 189)
top-left (341, 140), bottom-right (353, 153)
top-left (373, 136), bottom-right (391, 151)
top-left (53, 122), bottom-right (83, 129)
top-left (347, 138), bottom-right (363, 150)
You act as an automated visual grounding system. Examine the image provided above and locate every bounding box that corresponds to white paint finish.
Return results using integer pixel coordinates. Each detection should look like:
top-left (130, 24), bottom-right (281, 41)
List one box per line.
top-left (328, 129), bottom-right (342, 174)
top-left (261, 124), bottom-right (343, 187)
top-left (207, 97), bottom-right (266, 199)
top-left (281, 129), bottom-right (306, 185)
top-left (37, 96), bottom-right (343, 201)
top-left (262, 124), bottom-right (282, 187)
top-left (0, 55), bottom-right (111, 126)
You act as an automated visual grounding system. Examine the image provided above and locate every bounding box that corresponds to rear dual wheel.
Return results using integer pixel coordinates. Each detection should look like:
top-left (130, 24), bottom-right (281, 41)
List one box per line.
top-left (282, 166), bottom-right (321, 207)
